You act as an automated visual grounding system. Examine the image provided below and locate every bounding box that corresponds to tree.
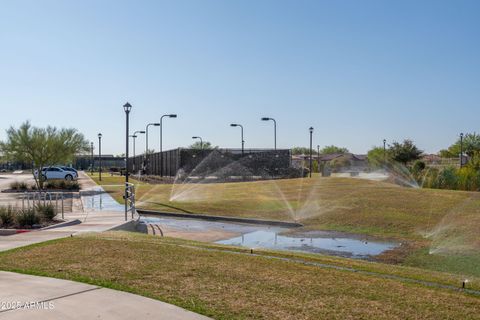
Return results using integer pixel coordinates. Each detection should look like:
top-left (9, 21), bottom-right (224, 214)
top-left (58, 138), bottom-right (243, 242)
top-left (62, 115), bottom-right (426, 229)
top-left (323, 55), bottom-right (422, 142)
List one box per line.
top-left (389, 139), bottom-right (423, 165)
top-left (320, 145), bottom-right (349, 154)
top-left (367, 146), bottom-right (389, 166)
top-left (445, 133), bottom-right (480, 157)
top-left (189, 141), bottom-right (214, 150)
top-left (291, 147), bottom-right (312, 155)
top-left (0, 121), bottom-right (89, 189)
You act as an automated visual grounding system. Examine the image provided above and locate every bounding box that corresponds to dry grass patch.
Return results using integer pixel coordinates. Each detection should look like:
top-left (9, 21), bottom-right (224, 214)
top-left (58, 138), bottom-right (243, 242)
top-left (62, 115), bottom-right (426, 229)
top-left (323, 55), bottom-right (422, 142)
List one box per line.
top-left (0, 232), bottom-right (479, 319)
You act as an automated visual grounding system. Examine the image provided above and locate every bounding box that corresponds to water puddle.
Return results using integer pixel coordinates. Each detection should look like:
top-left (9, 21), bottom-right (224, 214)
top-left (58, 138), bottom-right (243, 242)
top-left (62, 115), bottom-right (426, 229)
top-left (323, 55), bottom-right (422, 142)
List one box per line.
top-left (81, 187), bottom-right (125, 211)
top-left (141, 216), bottom-right (398, 259)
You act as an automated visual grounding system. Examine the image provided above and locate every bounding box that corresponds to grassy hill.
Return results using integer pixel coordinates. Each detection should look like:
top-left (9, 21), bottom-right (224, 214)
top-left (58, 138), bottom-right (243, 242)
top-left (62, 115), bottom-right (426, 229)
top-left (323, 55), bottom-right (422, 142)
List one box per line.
top-left (89, 173), bottom-right (480, 277)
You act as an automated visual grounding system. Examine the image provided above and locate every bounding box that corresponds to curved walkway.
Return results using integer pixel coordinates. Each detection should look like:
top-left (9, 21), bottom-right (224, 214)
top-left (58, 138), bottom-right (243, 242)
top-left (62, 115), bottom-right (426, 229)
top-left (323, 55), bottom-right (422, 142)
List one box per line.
top-left (0, 172), bottom-right (211, 319)
top-left (0, 271), bottom-right (209, 319)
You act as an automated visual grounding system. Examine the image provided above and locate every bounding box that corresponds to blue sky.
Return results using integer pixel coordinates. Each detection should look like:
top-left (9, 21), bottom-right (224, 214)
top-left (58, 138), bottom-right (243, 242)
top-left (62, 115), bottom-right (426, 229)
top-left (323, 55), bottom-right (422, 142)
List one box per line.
top-left (1, 0), bottom-right (479, 155)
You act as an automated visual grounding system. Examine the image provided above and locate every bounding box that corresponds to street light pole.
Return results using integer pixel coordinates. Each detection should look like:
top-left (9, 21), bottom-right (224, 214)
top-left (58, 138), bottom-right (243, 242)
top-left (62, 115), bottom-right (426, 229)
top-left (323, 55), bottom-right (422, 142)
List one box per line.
top-left (98, 133), bottom-right (102, 181)
top-left (160, 114), bottom-right (177, 177)
top-left (383, 139), bottom-right (387, 165)
top-left (309, 127), bottom-right (314, 178)
top-left (145, 123), bottom-right (160, 155)
top-left (130, 131), bottom-right (145, 172)
top-left (317, 144), bottom-right (320, 173)
top-left (261, 117), bottom-right (277, 150)
top-left (192, 136), bottom-right (203, 149)
top-left (460, 133), bottom-right (464, 168)
top-left (123, 103), bottom-right (132, 221)
top-left (230, 123), bottom-right (244, 155)
top-left (145, 123), bottom-right (160, 174)
top-left (124, 103), bottom-right (132, 183)
top-left (90, 142), bottom-right (94, 175)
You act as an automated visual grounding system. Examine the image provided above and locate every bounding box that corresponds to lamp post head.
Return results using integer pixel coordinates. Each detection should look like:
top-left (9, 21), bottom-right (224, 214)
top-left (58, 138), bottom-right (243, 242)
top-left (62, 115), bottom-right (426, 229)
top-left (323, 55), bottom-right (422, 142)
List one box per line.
top-left (192, 136), bottom-right (199, 139)
top-left (261, 117), bottom-right (271, 121)
top-left (98, 133), bottom-right (102, 139)
top-left (123, 102), bottom-right (132, 113)
top-left (383, 139), bottom-right (386, 144)
top-left (309, 127), bottom-right (314, 133)
top-left (153, 123), bottom-right (160, 126)
top-left (169, 114), bottom-right (177, 118)
top-left (230, 123), bottom-right (238, 127)
top-left (460, 133), bottom-right (464, 138)
top-left (131, 135), bottom-right (137, 138)
top-left (138, 131), bottom-right (146, 134)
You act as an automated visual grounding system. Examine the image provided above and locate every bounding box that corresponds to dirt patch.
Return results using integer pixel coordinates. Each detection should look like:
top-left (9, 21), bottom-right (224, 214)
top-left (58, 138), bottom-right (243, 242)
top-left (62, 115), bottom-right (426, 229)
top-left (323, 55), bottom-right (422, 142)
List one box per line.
top-left (159, 225), bottom-right (241, 242)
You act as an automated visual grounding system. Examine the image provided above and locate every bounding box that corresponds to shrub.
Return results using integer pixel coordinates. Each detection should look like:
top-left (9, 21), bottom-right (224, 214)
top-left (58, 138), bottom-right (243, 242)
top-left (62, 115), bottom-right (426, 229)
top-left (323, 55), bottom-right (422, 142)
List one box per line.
top-left (412, 160), bottom-right (426, 173)
top-left (9, 181), bottom-right (20, 190)
top-left (0, 206), bottom-right (16, 227)
top-left (65, 181), bottom-right (80, 190)
top-left (58, 180), bottom-right (67, 190)
top-left (437, 166), bottom-right (459, 190)
top-left (35, 203), bottom-right (57, 221)
top-left (457, 167), bottom-right (480, 191)
top-left (45, 180), bottom-right (58, 189)
top-left (18, 181), bottom-right (28, 190)
top-left (16, 209), bottom-right (40, 227)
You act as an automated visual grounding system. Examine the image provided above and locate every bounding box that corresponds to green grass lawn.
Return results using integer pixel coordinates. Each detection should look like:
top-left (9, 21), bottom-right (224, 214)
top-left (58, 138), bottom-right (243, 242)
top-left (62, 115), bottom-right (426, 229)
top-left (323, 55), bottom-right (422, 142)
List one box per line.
top-left (87, 174), bottom-right (480, 277)
top-left (0, 232), bottom-right (478, 319)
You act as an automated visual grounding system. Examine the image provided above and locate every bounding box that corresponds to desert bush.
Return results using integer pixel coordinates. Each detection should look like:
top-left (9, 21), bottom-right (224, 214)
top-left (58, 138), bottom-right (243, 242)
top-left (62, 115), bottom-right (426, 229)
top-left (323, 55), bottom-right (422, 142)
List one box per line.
top-left (35, 203), bottom-right (56, 221)
top-left (65, 181), bottom-right (80, 190)
top-left (412, 160), bottom-right (426, 173)
top-left (436, 166), bottom-right (459, 190)
top-left (9, 181), bottom-right (20, 190)
top-left (457, 167), bottom-right (480, 191)
top-left (45, 180), bottom-right (58, 189)
top-left (18, 181), bottom-right (28, 190)
top-left (16, 209), bottom-right (40, 227)
top-left (0, 206), bottom-right (16, 227)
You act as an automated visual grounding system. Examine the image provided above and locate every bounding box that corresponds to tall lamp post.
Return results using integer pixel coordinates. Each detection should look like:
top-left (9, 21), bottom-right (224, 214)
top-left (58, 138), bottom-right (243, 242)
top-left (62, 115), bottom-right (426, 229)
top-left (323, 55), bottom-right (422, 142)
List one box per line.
top-left (130, 130), bottom-right (145, 172)
top-left (309, 127), bottom-right (314, 178)
top-left (383, 139), bottom-right (387, 165)
top-left (124, 102), bottom-right (132, 221)
top-left (90, 142), bottom-right (94, 175)
top-left (145, 122), bottom-right (160, 174)
top-left (160, 114), bottom-right (177, 177)
top-left (192, 136), bottom-right (203, 149)
top-left (230, 123), bottom-right (244, 155)
top-left (317, 145), bottom-right (320, 173)
top-left (98, 133), bottom-right (102, 181)
top-left (145, 123), bottom-right (160, 154)
top-left (460, 133), bottom-right (464, 168)
top-left (124, 103), bottom-right (132, 183)
top-left (261, 117), bottom-right (277, 150)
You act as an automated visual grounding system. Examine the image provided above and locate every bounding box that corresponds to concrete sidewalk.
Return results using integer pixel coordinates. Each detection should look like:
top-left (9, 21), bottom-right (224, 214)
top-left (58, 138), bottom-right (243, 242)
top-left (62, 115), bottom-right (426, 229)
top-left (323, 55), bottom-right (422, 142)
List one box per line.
top-left (0, 271), bottom-right (210, 319)
top-left (0, 173), bottom-right (211, 319)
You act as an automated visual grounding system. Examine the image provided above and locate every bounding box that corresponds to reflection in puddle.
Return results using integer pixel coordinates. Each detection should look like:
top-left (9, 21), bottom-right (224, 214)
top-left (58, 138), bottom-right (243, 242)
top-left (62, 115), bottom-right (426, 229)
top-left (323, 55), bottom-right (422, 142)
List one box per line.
top-left (81, 187), bottom-right (124, 211)
top-left (141, 216), bottom-right (398, 259)
top-left (218, 230), bottom-right (396, 258)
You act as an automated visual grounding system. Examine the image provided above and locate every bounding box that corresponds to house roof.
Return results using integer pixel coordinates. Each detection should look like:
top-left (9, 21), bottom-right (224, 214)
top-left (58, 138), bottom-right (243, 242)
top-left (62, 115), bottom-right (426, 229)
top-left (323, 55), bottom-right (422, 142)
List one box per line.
top-left (319, 153), bottom-right (367, 161)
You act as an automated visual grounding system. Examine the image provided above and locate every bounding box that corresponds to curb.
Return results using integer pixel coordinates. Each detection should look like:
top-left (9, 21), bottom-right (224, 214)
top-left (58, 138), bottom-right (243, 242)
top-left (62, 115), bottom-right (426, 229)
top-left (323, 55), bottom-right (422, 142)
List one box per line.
top-left (136, 209), bottom-right (303, 228)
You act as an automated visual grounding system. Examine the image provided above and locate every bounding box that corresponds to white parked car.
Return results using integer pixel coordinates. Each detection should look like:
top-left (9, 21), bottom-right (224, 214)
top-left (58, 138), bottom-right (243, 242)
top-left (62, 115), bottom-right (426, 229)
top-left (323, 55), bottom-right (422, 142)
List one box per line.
top-left (34, 166), bottom-right (78, 181)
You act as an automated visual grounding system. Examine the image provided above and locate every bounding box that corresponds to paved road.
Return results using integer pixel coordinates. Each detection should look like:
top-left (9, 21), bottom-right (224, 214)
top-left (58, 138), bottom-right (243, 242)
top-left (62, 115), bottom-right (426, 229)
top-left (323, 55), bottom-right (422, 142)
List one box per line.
top-left (0, 271), bottom-right (210, 320)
